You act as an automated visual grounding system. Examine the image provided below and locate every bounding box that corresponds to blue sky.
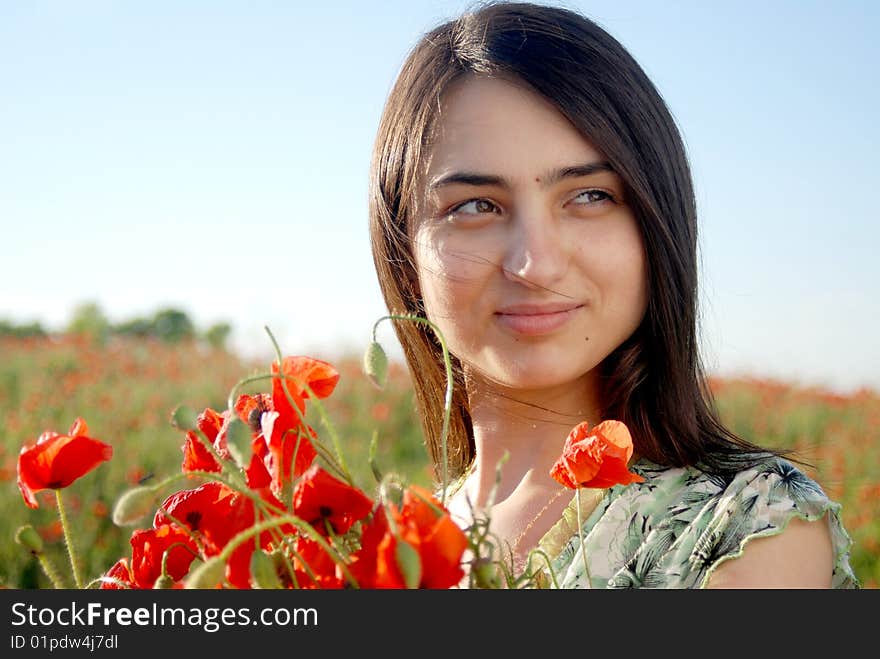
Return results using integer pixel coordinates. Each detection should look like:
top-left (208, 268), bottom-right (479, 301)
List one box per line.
top-left (1, 0), bottom-right (878, 394)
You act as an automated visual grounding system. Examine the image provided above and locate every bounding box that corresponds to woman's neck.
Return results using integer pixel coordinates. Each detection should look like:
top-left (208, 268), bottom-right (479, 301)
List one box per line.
top-left (459, 368), bottom-right (600, 510)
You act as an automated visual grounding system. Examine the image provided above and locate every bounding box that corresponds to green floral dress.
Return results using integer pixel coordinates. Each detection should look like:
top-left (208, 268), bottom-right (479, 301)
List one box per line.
top-left (534, 456), bottom-right (860, 589)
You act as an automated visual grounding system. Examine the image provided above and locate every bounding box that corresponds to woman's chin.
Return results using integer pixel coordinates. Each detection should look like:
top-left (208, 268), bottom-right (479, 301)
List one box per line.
top-left (474, 362), bottom-right (596, 394)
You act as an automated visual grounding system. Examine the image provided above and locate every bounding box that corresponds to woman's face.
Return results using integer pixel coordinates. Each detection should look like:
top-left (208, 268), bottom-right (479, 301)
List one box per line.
top-left (412, 75), bottom-right (647, 393)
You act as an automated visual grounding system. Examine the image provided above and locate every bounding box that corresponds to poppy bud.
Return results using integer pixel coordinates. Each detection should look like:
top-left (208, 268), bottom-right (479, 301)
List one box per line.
top-left (250, 550), bottom-right (282, 589)
top-left (170, 405), bottom-right (198, 431)
top-left (15, 525), bottom-right (44, 554)
top-left (153, 574), bottom-right (175, 589)
top-left (112, 485), bottom-right (158, 526)
top-left (395, 539), bottom-right (422, 589)
top-left (185, 557), bottom-right (225, 589)
top-left (225, 417), bottom-right (251, 469)
top-left (471, 557), bottom-right (503, 589)
top-left (363, 341), bottom-right (388, 390)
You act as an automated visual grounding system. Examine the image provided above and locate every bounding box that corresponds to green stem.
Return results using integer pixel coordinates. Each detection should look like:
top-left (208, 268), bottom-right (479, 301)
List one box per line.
top-left (55, 490), bottom-right (83, 589)
top-left (527, 548), bottom-right (560, 589)
top-left (377, 476), bottom-right (405, 537)
top-left (575, 488), bottom-right (591, 589)
top-left (226, 373), bottom-right (275, 414)
top-left (156, 469), bottom-right (290, 530)
top-left (263, 326), bottom-right (352, 486)
top-left (37, 552), bottom-right (68, 589)
top-left (518, 492), bottom-right (561, 589)
top-left (224, 369), bottom-right (345, 484)
top-left (372, 314), bottom-right (454, 505)
top-left (216, 514), bottom-right (359, 588)
top-left (137, 470), bottom-right (288, 560)
top-left (176, 400), bottom-right (253, 490)
top-left (150, 470), bottom-right (265, 512)
top-left (162, 541), bottom-right (202, 576)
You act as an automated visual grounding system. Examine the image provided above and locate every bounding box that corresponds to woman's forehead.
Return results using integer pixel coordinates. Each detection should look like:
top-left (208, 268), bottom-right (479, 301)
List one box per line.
top-left (423, 76), bottom-right (604, 186)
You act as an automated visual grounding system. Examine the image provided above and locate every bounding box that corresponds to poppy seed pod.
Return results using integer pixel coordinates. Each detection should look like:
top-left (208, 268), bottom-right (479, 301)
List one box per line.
top-left (363, 341), bottom-right (388, 390)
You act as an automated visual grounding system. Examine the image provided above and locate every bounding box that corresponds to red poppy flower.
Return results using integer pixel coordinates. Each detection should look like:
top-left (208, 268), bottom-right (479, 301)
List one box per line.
top-left (155, 482), bottom-right (252, 575)
top-left (235, 356), bottom-right (339, 498)
top-left (270, 356), bottom-right (340, 421)
top-left (181, 407), bottom-right (229, 474)
top-left (155, 481), bottom-right (290, 589)
top-left (17, 417), bottom-right (113, 509)
top-left (373, 530), bottom-right (406, 589)
top-left (259, 410), bottom-right (318, 485)
top-left (351, 486), bottom-right (467, 589)
top-left (234, 393), bottom-right (317, 498)
top-left (348, 506), bottom-right (398, 589)
top-left (291, 464), bottom-right (373, 535)
top-left (100, 558), bottom-right (134, 590)
top-left (244, 437), bottom-right (273, 490)
top-left (129, 524), bottom-right (199, 588)
top-left (234, 393), bottom-right (274, 432)
top-left (398, 486), bottom-right (468, 588)
top-left (550, 419), bottom-right (645, 489)
top-left (289, 535), bottom-right (345, 589)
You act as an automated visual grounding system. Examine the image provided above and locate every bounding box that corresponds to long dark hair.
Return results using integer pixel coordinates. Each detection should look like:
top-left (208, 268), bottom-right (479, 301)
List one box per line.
top-left (369, 1), bottom-right (786, 483)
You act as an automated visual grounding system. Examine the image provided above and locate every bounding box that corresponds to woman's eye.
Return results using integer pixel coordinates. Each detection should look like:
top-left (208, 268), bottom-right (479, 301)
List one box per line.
top-left (449, 198), bottom-right (500, 216)
top-left (571, 189), bottom-right (613, 205)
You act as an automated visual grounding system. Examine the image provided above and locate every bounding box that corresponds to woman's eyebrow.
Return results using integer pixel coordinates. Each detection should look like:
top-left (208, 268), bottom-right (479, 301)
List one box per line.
top-left (428, 171), bottom-right (505, 190)
top-left (549, 161), bottom-right (614, 184)
top-left (427, 161), bottom-right (614, 191)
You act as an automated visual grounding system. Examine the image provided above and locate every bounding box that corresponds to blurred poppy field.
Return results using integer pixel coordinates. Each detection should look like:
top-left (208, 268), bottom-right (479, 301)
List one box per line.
top-left (1, 333), bottom-right (877, 588)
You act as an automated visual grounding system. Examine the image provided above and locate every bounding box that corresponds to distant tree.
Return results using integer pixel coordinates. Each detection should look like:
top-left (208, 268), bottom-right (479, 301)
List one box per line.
top-left (152, 308), bottom-right (195, 343)
top-left (202, 322), bottom-right (232, 350)
top-left (17, 322), bottom-right (48, 338)
top-left (66, 302), bottom-right (110, 343)
top-left (113, 316), bottom-right (154, 338)
top-left (0, 319), bottom-right (47, 338)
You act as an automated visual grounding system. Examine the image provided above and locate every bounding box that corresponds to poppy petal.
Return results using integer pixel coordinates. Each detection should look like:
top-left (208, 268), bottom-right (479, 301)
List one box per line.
top-left (17, 423), bottom-right (112, 508)
top-left (550, 420), bottom-right (644, 490)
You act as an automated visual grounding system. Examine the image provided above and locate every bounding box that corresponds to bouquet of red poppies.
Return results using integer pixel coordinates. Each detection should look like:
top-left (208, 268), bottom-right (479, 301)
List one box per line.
top-left (14, 322), bottom-right (643, 590)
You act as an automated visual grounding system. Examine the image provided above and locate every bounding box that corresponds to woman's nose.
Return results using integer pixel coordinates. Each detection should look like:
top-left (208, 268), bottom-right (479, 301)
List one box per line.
top-left (501, 210), bottom-right (569, 289)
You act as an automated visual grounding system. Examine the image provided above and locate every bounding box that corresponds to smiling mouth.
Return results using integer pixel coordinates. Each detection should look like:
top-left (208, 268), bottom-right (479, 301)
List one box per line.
top-left (494, 304), bottom-right (584, 336)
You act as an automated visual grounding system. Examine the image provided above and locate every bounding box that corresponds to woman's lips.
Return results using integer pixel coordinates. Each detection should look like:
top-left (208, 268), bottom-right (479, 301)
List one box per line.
top-left (494, 304), bottom-right (584, 336)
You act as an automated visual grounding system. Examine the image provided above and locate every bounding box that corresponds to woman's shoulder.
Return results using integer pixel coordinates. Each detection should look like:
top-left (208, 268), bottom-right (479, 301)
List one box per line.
top-left (630, 453), bottom-right (837, 517)
top-left (682, 455), bottom-right (860, 588)
top-left (545, 454), bottom-right (861, 588)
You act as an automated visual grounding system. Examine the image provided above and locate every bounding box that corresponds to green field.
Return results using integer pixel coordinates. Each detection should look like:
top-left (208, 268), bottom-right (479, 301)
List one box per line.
top-left (1, 335), bottom-right (877, 588)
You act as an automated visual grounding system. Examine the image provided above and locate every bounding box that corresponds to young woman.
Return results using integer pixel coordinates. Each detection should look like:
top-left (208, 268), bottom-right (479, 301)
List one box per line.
top-left (367, 1), bottom-right (859, 588)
